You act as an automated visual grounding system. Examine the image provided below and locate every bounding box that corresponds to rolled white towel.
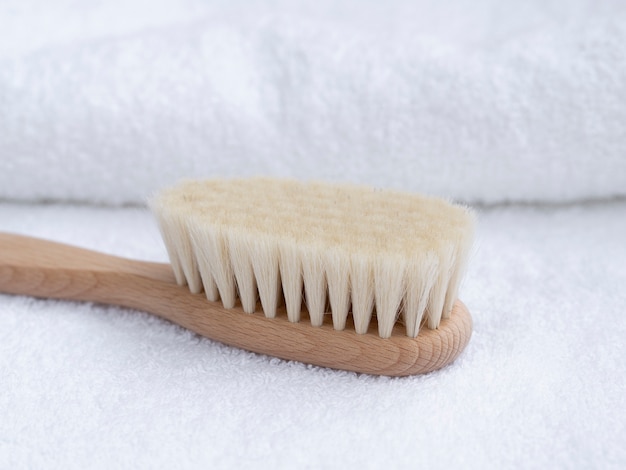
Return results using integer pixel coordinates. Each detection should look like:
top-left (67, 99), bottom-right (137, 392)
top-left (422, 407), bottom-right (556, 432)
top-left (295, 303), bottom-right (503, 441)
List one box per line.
top-left (1, 0), bottom-right (625, 205)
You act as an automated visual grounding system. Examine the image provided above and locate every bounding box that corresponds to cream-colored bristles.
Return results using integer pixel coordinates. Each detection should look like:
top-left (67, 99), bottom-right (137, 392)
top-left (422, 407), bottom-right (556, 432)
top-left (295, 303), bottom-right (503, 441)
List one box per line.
top-left (150, 178), bottom-right (475, 338)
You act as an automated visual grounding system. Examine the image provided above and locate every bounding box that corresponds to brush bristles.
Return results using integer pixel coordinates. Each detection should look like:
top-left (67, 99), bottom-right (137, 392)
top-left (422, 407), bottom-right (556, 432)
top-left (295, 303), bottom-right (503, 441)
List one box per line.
top-left (150, 178), bottom-right (475, 338)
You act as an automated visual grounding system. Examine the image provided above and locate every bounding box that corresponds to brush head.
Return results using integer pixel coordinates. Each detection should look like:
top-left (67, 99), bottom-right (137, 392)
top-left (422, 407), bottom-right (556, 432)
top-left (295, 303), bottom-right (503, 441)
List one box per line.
top-left (150, 178), bottom-right (475, 339)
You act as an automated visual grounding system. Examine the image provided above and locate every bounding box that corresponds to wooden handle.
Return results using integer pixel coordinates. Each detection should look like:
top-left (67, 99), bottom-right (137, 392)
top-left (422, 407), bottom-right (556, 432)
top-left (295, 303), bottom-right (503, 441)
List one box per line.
top-left (0, 232), bottom-right (472, 376)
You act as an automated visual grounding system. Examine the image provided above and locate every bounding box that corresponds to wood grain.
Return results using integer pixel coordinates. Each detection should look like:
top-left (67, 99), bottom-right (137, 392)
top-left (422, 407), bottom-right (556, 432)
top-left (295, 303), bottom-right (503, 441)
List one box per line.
top-left (0, 232), bottom-right (472, 376)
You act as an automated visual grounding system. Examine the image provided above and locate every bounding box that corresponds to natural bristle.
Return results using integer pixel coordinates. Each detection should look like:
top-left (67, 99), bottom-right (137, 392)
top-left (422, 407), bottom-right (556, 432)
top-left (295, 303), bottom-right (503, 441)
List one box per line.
top-left (150, 178), bottom-right (475, 338)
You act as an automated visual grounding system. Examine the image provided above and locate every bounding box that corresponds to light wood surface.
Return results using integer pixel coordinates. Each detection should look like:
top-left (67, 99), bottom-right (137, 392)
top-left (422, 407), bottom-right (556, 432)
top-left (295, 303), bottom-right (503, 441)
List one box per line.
top-left (0, 232), bottom-right (472, 376)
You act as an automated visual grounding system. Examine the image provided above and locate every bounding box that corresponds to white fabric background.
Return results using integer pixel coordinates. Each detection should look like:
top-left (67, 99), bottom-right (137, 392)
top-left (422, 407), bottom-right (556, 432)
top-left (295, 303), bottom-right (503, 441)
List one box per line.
top-left (1, 1), bottom-right (626, 469)
top-left (1, 0), bottom-right (625, 205)
top-left (1, 202), bottom-right (625, 469)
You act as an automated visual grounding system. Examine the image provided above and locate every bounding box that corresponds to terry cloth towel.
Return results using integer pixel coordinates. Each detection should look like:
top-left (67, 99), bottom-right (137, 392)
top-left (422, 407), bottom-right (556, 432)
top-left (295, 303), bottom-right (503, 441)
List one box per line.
top-left (1, 201), bottom-right (625, 468)
top-left (1, 0), bottom-right (626, 206)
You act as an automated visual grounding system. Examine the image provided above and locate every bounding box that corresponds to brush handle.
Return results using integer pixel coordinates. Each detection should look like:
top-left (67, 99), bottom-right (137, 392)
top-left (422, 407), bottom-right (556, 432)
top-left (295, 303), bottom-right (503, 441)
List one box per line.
top-left (0, 232), bottom-right (472, 376)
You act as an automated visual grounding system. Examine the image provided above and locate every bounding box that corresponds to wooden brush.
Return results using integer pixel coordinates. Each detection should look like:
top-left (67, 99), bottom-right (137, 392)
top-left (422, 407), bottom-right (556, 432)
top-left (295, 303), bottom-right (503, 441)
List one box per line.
top-left (0, 178), bottom-right (475, 376)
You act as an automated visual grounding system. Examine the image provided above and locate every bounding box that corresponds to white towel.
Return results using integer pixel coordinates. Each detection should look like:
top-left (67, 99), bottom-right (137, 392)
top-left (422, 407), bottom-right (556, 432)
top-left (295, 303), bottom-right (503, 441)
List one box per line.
top-left (1, 201), bottom-right (625, 468)
top-left (1, 0), bottom-right (625, 205)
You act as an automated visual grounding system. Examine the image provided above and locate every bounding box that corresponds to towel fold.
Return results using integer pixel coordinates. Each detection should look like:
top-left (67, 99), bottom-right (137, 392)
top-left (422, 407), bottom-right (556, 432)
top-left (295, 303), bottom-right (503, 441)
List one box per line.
top-left (1, 1), bottom-right (625, 205)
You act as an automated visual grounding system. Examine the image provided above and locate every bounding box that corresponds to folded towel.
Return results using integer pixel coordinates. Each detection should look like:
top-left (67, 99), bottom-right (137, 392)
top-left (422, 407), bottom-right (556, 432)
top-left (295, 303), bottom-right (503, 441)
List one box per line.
top-left (1, 1), bottom-right (625, 206)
